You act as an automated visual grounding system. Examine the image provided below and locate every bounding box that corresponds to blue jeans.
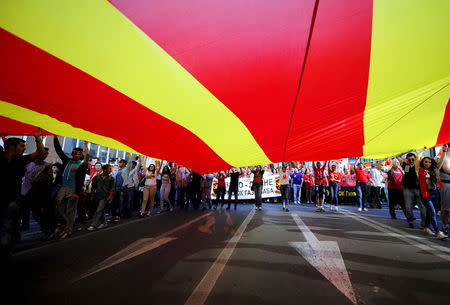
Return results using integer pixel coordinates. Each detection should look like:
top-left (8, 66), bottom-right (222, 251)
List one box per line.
top-left (329, 183), bottom-right (340, 206)
top-left (356, 182), bottom-right (368, 209)
top-left (404, 188), bottom-right (426, 226)
top-left (293, 184), bottom-right (301, 203)
top-left (422, 190), bottom-right (440, 232)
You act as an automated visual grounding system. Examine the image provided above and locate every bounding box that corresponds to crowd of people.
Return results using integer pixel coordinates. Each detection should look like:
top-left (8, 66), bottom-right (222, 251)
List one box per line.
top-left (1, 131), bottom-right (449, 260)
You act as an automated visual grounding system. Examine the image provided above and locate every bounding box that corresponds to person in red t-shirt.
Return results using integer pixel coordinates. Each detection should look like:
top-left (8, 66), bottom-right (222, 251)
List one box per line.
top-left (303, 168), bottom-right (314, 204)
top-left (328, 164), bottom-right (342, 211)
top-left (354, 161), bottom-right (373, 211)
top-left (313, 161), bottom-right (328, 212)
top-left (386, 159), bottom-right (407, 219)
top-left (215, 172), bottom-right (226, 209)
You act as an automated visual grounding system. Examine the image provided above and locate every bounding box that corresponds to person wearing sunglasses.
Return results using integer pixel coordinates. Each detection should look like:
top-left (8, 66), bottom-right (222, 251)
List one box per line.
top-left (396, 152), bottom-right (426, 229)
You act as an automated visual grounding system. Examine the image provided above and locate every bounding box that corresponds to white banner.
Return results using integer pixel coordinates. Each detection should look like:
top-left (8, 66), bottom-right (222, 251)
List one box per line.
top-left (211, 174), bottom-right (281, 200)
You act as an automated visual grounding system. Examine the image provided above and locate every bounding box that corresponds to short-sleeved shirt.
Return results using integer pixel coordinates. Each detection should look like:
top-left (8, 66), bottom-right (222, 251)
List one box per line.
top-left (303, 174), bottom-right (313, 188)
top-left (62, 160), bottom-right (82, 188)
top-left (290, 172), bottom-right (304, 185)
top-left (314, 167), bottom-right (326, 185)
top-left (279, 171), bottom-right (290, 185)
top-left (355, 168), bottom-right (370, 183)
top-left (388, 167), bottom-right (404, 190)
top-left (252, 170), bottom-right (264, 185)
top-left (402, 162), bottom-right (418, 189)
top-left (370, 168), bottom-right (383, 187)
top-left (328, 171), bottom-right (342, 184)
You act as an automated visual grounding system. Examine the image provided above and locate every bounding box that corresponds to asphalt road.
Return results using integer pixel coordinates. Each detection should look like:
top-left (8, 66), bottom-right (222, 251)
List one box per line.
top-left (4, 203), bottom-right (450, 305)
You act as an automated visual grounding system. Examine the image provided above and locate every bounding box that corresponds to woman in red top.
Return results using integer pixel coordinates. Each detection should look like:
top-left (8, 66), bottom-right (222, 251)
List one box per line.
top-left (215, 172), bottom-right (226, 209)
top-left (303, 168), bottom-right (314, 204)
top-left (328, 164), bottom-right (342, 211)
top-left (386, 159), bottom-right (406, 219)
top-left (313, 161), bottom-right (328, 212)
top-left (416, 156), bottom-right (447, 239)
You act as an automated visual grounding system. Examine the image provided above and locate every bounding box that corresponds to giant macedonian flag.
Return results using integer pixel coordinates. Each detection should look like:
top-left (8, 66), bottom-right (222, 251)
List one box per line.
top-left (1, 0), bottom-right (449, 173)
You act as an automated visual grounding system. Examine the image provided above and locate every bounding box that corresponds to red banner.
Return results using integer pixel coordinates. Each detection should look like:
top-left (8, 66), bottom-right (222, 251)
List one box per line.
top-left (340, 174), bottom-right (356, 187)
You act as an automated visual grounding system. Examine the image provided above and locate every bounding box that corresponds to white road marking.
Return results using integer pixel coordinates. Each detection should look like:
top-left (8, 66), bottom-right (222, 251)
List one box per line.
top-left (75, 237), bottom-right (176, 281)
top-left (340, 209), bottom-right (450, 261)
top-left (184, 208), bottom-right (256, 305)
top-left (290, 213), bottom-right (357, 305)
top-left (74, 212), bottom-right (213, 282)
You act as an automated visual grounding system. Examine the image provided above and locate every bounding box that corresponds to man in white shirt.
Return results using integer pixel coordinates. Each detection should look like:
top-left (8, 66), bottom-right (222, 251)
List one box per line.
top-left (370, 163), bottom-right (383, 209)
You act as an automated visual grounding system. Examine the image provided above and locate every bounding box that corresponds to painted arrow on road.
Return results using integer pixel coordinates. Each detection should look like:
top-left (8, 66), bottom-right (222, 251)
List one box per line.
top-left (74, 212), bottom-right (213, 282)
top-left (289, 213), bottom-right (357, 304)
top-left (74, 236), bottom-right (177, 281)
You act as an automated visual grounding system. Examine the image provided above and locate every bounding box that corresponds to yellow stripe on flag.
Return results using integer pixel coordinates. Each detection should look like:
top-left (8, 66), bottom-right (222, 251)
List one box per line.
top-left (0, 0), bottom-right (271, 167)
top-left (0, 101), bottom-right (141, 155)
top-left (363, 0), bottom-right (450, 158)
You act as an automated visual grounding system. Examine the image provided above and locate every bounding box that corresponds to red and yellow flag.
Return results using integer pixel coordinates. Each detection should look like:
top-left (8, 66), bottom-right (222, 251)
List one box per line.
top-left (1, 0), bottom-right (449, 173)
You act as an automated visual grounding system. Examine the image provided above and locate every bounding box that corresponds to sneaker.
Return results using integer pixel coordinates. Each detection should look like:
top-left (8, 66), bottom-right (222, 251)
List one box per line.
top-left (335, 206), bottom-right (339, 212)
top-left (285, 208), bottom-right (289, 212)
top-left (330, 206), bottom-right (335, 211)
top-left (98, 223), bottom-right (108, 229)
top-left (258, 207), bottom-right (262, 211)
top-left (442, 226), bottom-right (449, 234)
top-left (423, 228), bottom-right (435, 236)
top-left (113, 216), bottom-right (120, 222)
top-left (408, 223), bottom-right (414, 229)
top-left (436, 231), bottom-right (448, 240)
top-left (358, 208), bottom-right (362, 212)
top-left (169, 208), bottom-right (174, 212)
top-left (87, 226), bottom-right (95, 231)
top-left (59, 231), bottom-right (72, 240)
top-left (363, 208), bottom-right (368, 211)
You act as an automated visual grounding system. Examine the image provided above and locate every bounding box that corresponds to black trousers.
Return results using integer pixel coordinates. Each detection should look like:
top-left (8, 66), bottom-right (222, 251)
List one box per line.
top-left (371, 186), bottom-right (382, 208)
top-left (388, 188), bottom-right (406, 218)
top-left (216, 187), bottom-right (226, 206)
top-left (228, 188), bottom-right (238, 208)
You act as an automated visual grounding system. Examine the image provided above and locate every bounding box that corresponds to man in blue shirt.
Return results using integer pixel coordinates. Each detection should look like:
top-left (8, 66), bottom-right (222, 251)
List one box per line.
top-left (290, 168), bottom-right (304, 204)
top-left (53, 137), bottom-right (89, 239)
